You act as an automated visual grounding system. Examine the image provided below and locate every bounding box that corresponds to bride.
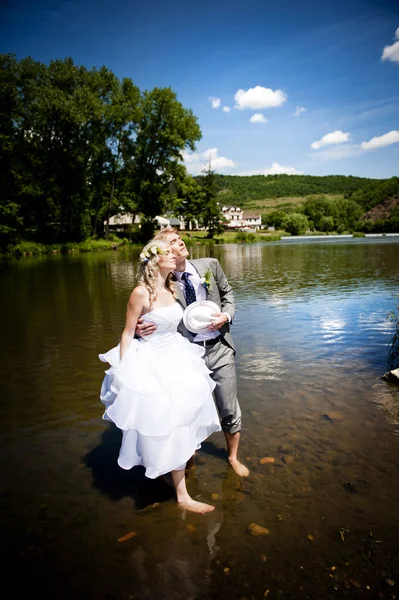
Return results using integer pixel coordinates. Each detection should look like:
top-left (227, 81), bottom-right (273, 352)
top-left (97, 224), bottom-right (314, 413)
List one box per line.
top-left (99, 238), bottom-right (221, 513)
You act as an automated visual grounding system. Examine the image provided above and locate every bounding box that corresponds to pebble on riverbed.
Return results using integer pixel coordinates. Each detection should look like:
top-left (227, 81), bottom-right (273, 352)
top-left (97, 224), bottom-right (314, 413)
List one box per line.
top-left (259, 457), bottom-right (275, 464)
top-left (247, 523), bottom-right (270, 536)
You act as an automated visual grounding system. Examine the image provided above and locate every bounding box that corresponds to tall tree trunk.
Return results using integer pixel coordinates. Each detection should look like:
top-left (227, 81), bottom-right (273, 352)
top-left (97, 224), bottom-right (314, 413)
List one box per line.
top-left (105, 167), bottom-right (115, 240)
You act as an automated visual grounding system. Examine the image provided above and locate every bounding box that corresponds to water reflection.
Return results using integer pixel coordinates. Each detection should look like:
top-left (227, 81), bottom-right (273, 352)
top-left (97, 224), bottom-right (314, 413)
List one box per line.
top-left (240, 350), bottom-right (285, 381)
top-left (1, 239), bottom-right (399, 599)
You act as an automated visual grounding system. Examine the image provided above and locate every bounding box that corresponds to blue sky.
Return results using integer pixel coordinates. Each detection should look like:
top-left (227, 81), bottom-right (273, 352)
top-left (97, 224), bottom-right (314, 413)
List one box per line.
top-left (2, 0), bottom-right (399, 178)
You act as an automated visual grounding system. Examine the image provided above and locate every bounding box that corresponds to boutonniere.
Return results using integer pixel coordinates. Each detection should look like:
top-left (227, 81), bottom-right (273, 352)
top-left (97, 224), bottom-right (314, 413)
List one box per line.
top-left (199, 268), bottom-right (212, 291)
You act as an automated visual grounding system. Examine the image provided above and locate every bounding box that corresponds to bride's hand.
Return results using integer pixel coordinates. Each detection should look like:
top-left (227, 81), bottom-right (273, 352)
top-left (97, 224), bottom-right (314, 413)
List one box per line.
top-left (135, 317), bottom-right (157, 337)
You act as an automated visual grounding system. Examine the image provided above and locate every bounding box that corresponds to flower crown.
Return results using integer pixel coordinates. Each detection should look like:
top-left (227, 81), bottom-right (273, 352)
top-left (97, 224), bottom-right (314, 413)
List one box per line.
top-left (139, 245), bottom-right (166, 264)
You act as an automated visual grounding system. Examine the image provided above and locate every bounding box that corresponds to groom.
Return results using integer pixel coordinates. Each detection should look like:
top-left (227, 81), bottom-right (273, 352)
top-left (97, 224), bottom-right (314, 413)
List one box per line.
top-left (137, 227), bottom-right (249, 477)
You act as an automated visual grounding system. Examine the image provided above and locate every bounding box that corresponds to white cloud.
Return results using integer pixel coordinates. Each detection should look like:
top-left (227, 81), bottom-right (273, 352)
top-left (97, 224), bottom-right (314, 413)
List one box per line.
top-left (311, 130), bottom-right (350, 150)
top-left (222, 106), bottom-right (231, 112)
top-left (382, 40), bottom-right (399, 63)
top-left (311, 144), bottom-right (361, 162)
top-left (209, 96), bottom-right (221, 109)
top-left (212, 156), bottom-right (236, 169)
top-left (381, 27), bottom-right (399, 63)
top-left (293, 106), bottom-right (306, 117)
top-left (182, 150), bottom-right (200, 164)
top-left (249, 113), bottom-right (268, 124)
top-left (183, 148), bottom-right (236, 173)
top-left (234, 85), bottom-right (287, 110)
top-left (235, 162), bottom-right (303, 176)
top-left (202, 148), bottom-right (219, 162)
top-left (360, 130), bottom-right (399, 150)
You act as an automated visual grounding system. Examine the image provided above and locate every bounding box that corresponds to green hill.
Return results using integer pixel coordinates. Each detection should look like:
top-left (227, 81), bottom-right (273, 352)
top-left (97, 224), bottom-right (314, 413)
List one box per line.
top-left (194, 174), bottom-right (399, 233)
top-left (211, 174), bottom-right (382, 207)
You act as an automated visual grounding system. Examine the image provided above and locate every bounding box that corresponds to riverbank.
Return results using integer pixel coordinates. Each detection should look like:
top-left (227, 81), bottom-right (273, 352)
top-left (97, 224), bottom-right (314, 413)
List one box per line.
top-left (4, 230), bottom-right (399, 258)
top-left (2, 237), bottom-right (133, 257)
top-left (2, 232), bottom-right (283, 257)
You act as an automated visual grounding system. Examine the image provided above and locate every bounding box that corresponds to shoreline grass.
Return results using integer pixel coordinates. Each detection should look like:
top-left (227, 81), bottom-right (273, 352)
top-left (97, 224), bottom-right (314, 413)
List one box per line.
top-left (3, 228), bottom-right (397, 258)
top-left (4, 237), bottom-right (135, 257)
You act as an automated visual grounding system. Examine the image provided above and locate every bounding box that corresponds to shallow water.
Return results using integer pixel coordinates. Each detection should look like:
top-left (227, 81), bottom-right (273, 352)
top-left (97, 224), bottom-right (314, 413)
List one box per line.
top-left (1, 238), bottom-right (399, 600)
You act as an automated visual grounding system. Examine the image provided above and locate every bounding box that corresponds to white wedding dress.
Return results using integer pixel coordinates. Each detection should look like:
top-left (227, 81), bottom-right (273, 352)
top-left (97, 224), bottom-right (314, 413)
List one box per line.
top-left (99, 302), bottom-right (221, 479)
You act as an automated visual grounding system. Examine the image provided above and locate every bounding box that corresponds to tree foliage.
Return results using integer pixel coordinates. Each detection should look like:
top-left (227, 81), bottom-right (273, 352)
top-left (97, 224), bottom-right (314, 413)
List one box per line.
top-left (0, 54), bottom-right (201, 250)
top-left (282, 213), bottom-right (309, 236)
top-left (262, 181), bottom-right (398, 235)
top-left (196, 164), bottom-right (224, 237)
top-left (211, 174), bottom-right (380, 205)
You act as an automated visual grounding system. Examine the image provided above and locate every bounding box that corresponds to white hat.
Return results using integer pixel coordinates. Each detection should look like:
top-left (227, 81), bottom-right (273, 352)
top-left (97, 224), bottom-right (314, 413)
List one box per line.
top-left (183, 300), bottom-right (220, 334)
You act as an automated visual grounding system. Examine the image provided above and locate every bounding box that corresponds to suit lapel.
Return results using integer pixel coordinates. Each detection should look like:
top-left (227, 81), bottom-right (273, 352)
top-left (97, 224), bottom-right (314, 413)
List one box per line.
top-left (191, 260), bottom-right (206, 278)
top-left (172, 275), bottom-right (187, 308)
top-left (189, 259), bottom-right (217, 303)
top-left (188, 260), bottom-right (208, 300)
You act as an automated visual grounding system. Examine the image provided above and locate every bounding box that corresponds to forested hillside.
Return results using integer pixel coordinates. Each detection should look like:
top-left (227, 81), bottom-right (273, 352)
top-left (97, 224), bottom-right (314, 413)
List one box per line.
top-left (192, 173), bottom-right (399, 234)
top-left (210, 174), bottom-right (381, 205)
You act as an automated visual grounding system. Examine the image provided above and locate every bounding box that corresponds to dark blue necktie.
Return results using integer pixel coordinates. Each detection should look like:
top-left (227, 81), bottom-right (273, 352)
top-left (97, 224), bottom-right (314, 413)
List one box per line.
top-left (181, 272), bottom-right (197, 305)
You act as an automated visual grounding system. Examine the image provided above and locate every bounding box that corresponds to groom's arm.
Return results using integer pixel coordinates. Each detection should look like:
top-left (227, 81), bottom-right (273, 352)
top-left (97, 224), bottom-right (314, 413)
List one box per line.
top-left (211, 258), bottom-right (235, 322)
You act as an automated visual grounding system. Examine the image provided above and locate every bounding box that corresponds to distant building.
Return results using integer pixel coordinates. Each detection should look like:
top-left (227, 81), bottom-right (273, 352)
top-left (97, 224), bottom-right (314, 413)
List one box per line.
top-left (155, 216), bottom-right (183, 229)
top-left (242, 211), bottom-right (262, 229)
top-left (105, 214), bottom-right (184, 231)
top-left (222, 205), bottom-right (244, 227)
top-left (221, 205), bottom-right (261, 230)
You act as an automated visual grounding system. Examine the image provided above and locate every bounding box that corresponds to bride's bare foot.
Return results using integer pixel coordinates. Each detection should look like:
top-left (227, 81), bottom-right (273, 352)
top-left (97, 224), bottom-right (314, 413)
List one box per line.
top-left (229, 458), bottom-right (249, 477)
top-left (178, 498), bottom-right (215, 514)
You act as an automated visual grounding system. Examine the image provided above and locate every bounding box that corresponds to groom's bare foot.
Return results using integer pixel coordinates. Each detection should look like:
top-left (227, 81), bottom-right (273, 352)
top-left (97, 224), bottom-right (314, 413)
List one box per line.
top-left (178, 499), bottom-right (215, 514)
top-left (229, 458), bottom-right (249, 477)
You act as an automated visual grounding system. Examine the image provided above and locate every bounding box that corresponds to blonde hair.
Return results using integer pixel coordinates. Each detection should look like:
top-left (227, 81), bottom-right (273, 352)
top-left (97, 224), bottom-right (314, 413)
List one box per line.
top-left (136, 238), bottom-right (174, 307)
top-left (152, 226), bottom-right (179, 243)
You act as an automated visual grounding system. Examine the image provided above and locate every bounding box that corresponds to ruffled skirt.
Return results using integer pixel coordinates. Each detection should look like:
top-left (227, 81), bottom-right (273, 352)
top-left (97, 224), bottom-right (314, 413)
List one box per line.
top-left (99, 332), bottom-right (221, 478)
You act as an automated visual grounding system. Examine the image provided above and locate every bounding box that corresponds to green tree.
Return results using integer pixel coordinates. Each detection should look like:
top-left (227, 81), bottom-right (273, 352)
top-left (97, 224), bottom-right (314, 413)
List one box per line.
top-left (303, 196), bottom-right (337, 231)
top-left (0, 54), bottom-right (22, 247)
top-left (197, 163), bottom-right (223, 237)
top-left (319, 215), bottom-right (335, 232)
top-left (263, 209), bottom-right (291, 229)
top-left (282, 213), bottom-right (309, 235)
top-left (172, 175), bottom-right (205, 229)
top-left (101, 75), bottom-right (141, 237)
top-left (130, 87), bottom-right (201, 221)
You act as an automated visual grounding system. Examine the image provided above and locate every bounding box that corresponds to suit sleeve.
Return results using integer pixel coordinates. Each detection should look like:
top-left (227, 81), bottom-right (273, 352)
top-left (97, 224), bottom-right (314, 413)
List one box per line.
top-left (211, 259), bottom-right (235, 322)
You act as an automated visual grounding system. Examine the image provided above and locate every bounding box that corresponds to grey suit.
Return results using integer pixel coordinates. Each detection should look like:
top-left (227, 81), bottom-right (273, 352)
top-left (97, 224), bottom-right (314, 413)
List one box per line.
top-left (174, 258), bottom-right (242, 434)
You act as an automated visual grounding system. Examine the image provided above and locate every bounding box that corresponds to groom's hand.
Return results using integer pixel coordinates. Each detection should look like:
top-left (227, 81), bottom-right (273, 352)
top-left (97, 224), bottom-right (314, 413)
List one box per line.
top-left (209, 312), bottom-right (229, 331)
top-left (135, 317), bottom-right (157, 337)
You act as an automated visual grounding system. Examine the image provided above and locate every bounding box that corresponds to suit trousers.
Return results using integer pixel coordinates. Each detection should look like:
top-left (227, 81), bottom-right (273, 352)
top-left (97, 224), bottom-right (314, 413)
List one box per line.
top-left (200, 338), bottom-right (242, 434)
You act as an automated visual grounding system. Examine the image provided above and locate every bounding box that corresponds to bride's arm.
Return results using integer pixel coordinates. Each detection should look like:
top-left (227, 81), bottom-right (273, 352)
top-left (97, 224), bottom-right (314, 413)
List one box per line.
top-left (120, 286), bottom-right (148, 360)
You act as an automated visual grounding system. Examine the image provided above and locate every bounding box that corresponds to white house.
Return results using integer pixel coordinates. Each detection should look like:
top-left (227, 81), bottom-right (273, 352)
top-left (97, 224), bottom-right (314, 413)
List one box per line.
top-left (105, 214), bottom-right (184, 231)
top-left (107, 214), bottom-right (141, 229)
top-left (221, 205), bottom-right (261, 230)
top-left (242, 211), bottom-right (262, 229)
top-left (222, 205), bottom-right (244, 227)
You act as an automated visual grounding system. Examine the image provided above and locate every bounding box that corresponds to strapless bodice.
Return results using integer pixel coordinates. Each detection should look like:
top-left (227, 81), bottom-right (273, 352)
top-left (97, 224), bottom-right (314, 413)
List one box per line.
top-left (141, 303), bottom-right (183, 341)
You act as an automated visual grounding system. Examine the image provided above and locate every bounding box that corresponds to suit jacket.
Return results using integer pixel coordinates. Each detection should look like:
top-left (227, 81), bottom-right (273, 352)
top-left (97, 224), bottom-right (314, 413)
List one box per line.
top-left (174, 257), bottom-right (236, 352)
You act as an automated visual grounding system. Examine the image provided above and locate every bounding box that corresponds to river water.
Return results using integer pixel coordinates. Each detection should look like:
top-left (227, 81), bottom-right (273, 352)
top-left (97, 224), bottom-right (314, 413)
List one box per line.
top-left (1, 238), bottom-right (399, 600)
